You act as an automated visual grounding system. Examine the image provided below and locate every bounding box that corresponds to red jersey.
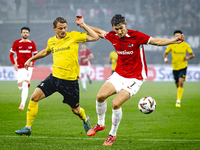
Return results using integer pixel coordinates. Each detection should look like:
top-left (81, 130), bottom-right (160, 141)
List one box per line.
top-left (104, 29), bottom-right (151, 80)
top-left (79, 49), bottom-right (92, 66)
top-left (9, 39), bottom-right (37, 69)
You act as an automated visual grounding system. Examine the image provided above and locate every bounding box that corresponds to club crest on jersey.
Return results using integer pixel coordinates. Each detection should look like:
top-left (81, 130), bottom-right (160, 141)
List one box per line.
top-left (128, 44), bottom-right (134, 47)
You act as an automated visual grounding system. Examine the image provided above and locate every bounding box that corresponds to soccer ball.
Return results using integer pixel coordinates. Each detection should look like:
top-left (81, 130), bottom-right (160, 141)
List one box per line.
top-left (138, 96), bottom-right (156, 114)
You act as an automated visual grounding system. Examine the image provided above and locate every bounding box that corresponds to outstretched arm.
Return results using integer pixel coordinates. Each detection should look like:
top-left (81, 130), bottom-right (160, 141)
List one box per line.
top-left (24, 49), bottom-right (51, 70)
top-left (75, 15), bottom-right (99, 42)
top-left (149, 34), bottom-right (185, 46)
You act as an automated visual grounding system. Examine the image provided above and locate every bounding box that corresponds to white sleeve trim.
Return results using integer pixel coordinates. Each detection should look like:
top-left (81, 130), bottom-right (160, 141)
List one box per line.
top-left (146, 37), bottom-right (152, 45)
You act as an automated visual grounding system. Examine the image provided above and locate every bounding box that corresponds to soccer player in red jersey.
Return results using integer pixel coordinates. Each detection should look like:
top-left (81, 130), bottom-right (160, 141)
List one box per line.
top-left (9, 27), bottom-right (37, 110)
top-left (86, 14), bottom-right (185, 145)
top-left (79, 43), bottom-right (94, 91)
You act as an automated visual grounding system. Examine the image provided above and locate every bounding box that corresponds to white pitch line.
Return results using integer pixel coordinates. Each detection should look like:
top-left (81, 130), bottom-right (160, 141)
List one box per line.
top-left (0, 135), bottom-right (200, 142)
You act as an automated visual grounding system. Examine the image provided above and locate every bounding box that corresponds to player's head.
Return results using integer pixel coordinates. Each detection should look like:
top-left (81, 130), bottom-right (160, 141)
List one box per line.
top-left (81, 43), bottom-right (87, 50)
top-left (21, 27), bottom-right (30, 39)
top-left (111, 14), bottom-right (127, 38)
top-left (53, 17), bottom-right (67, 39)
top-left (174, 30), bottom-right (182, 38)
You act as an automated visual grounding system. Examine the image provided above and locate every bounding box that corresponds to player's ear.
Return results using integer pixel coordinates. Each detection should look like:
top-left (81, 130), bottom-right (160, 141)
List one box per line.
top-left (53, 26), bottom-right (56, 31)
top-left (125, 22), bottom-right (127, 27)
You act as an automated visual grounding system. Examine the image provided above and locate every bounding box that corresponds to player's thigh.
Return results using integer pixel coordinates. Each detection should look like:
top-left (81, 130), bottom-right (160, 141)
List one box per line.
top-left (31, 87), bottom-right (46, 102)
top-left (97, 82), bottom-right (116, 102)
top-left (122, 78), bottom-right (143, 97)
top-left (173, 70), bottom-right (179, 83)
top-left (60, 80), bottom-right (80, 108)
top-left (179, 67), bottom-right (187, 82)
top-left (17, 68), bottom-right (26, 83)
top-left (27, 67), bottom-right (33, 81)
top-left (36, 74), bottom-right (57, 100)
top-left (112, 89), bottom-right (130, 109)
top-left (80, 66), bottom-right (85, 74)
top-left (17, 68), bottom-right (33, 83)
top-left (85, 66), bottom-right (91, 75)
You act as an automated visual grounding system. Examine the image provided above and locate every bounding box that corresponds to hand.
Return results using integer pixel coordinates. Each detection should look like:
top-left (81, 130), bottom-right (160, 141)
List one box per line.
top-left (24, 59), bottom-right (32, 70)
top-left (175, 34), bottom-right (185, 44)
top-left (13, 64), bottom-right (19, 71)
top-left (164, 58), bottom-right (169, 64)
top-left (83, 58), bottom-right (88, 63)
top-left (184, 56), bottom-right (188, 61)
top-left (30, 61), bottom-right (33, 67)
top-left (75, 15), bottom-right (84, 27)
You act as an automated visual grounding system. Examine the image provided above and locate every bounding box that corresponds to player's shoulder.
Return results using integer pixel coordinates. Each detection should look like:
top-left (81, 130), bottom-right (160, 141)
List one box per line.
top-left (181, 41), bottom-right (190, 46)
top-left (127, 29), bottom-right (142, 36)
top-left (105, 31), bottom-right (116, 36)
top-left (27, 39), bottom-right (35, 44)
top-left (110, 50), bottom-right (115, 54)
top-left (86, 49), bottom-right (91, 52)
top-left (47, 35), bottom-right (57, 42)
top-left (105, 31), bottom-right (119, 39)
top-left (109, 31), bottom-right (116, 34)
top-left (69, 31), bottom-right (86, 36)
top-left (14, 39), bottom-right (22, 43)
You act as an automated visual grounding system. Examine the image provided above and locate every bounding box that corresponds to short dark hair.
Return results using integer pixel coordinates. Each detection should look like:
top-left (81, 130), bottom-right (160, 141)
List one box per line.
top-left (111, 14), bottom-right (125, 26)
top-left (82, 43), bottom-right (87, 46)
top-left (21, 27), bottom-right (30, 33)
top-left (174, 30), bottom-right (182, 35)
top-left (53, 17), bottom-right (67, 28)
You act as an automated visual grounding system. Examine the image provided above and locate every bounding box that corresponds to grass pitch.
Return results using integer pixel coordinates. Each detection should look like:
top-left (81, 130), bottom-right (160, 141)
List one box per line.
top-left (0, 80), bottom-right (200, 150)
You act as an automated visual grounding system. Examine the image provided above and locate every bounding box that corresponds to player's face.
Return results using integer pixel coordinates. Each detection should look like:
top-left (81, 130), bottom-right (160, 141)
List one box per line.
top-left (174, 33), bottom-right (181, 38)
top-left (21, 29), bottom-right (29, 39)
top-left (81, 44), bottom-right (86, 50)
top-left (112, 23), bottom-right (127, 38)
top-left (54, 22), bottom-right (67, 39)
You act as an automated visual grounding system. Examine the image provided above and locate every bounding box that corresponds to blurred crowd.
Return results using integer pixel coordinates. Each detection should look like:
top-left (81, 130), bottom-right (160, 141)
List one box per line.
top-left (0, 0), bottom-right (200, 35)
top-left (0, 0), bottom-right (200, 66)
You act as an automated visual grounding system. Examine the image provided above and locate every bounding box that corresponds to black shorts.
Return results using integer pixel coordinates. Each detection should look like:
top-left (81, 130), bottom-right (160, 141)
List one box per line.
top-left (173, 67), bottom-right (187, 83)
top-left (37, 74), bottom-right (79, 108)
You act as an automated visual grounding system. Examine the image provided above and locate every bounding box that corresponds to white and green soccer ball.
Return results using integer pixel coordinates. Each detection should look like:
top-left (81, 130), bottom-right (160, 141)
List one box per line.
top-left (138, 96), bottom-right (156, 114)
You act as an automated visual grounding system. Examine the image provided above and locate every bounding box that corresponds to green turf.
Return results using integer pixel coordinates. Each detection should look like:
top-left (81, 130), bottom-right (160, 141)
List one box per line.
top-left (0, 80), bottom-right (200, 150)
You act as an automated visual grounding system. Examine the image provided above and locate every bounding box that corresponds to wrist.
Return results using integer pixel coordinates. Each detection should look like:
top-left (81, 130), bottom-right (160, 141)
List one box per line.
top-left (80, 22), bottom-right (86, 28)
top-left (164, 58), bottom-right (168, 62)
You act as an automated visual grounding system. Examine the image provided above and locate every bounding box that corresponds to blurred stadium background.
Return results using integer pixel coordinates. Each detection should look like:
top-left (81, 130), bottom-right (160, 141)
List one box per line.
top-left (0, 0), bottom-right (199, 67)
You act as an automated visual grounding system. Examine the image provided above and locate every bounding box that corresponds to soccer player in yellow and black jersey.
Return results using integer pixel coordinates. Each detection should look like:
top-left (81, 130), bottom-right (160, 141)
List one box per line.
top-left (163, 30), bottom-right (195, 107)
top-left (15, 15), bottom-right (99, 136)
top-left (109, 50), bottom-right (117, 74)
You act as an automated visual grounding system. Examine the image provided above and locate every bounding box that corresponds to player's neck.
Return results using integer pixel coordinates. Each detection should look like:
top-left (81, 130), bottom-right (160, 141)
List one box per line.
top-left (21, 38), bottom-right (29, 42)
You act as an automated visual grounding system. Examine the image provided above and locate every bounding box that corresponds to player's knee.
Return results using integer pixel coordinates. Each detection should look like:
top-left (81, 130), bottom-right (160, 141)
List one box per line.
top-left (112, 101), bottom-right (120, 110)
top-left (71, 107), bottom-right (79, 114)
top-left (30, 93), bottom-right (41, 102)
top-left (97, 93), bottom-right (107, 102)
top-left (18, 86), bottom-right (23, 90)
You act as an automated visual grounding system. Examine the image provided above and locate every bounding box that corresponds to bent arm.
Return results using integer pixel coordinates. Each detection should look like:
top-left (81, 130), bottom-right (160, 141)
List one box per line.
top-left (87, 25), bottom-right (107, 39)
top-left (163, 52), bottom-right (169, 64)
top-left (25, 49), bottom-right (51, 70)
top-left (9, 52), bottom-right (18, 71)
top-left (75, 15), bottom-right (99, 42)
top-left (30, 49), bottom-right (50, 61)
top-left (184, 52), bottom-right (195, 60)
top-left (88, 53), bottom-right (94, 60)
top-left (82, 23), bottom-right (99, 42)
